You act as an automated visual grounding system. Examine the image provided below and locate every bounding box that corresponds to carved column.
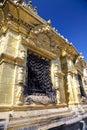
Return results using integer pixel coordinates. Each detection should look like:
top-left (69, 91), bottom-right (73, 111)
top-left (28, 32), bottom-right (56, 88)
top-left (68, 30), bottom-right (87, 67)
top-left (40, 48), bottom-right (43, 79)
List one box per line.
top-left (51, 57), bottom-right (66, 105)
top-left (67, 72), bottom-right (75, 105)
top-left (54, 76), bottom-right (61, 104)
top-left (54, 64), bottom-right (62, 104)
top-left (15, 67), bottom-right (24, 105)
top-left (73, 73), bottom-right (81, 104)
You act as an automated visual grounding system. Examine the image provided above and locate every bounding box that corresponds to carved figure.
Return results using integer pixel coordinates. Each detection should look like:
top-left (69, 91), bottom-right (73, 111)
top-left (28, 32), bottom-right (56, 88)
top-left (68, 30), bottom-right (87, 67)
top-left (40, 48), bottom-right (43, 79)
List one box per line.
top-left (24, 95), bottom-right (53, 105)
top-left (16, 85), bottom-right (24, 105)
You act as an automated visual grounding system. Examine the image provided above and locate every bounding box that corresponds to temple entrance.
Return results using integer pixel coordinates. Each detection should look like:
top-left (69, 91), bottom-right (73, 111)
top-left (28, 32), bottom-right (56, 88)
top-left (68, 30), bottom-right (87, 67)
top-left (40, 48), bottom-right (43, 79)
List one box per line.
top-left (24, 51), bottom-right (56, 104)
top-left (78, 74), bottom-right (86, 98)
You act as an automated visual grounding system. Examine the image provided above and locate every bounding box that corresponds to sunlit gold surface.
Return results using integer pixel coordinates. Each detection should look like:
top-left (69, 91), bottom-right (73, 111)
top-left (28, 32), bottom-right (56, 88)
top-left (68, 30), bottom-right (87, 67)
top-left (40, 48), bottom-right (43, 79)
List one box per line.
top-left (0, 0), bottom-right (87, 129)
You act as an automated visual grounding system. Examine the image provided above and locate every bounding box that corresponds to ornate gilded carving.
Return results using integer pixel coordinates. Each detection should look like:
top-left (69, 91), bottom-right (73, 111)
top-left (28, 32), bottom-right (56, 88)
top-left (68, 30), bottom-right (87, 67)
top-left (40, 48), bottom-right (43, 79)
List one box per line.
top-left (36, 33), bottom-right (50, 51)
top-left (29, 24), bottom-right (60, 55)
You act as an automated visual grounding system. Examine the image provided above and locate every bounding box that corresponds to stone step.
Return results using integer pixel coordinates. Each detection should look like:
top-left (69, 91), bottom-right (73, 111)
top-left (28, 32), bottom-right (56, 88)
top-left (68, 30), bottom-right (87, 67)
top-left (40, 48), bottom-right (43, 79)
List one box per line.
top-left (8, 108), bottom-right (74, 129)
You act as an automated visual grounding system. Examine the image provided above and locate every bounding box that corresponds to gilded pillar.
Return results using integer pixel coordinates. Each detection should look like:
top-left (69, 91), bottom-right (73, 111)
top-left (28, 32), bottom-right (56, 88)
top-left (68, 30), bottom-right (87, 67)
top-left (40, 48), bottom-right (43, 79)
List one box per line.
top-left (51, 61), bottom-right (61, 104)
top-left (15, 67), bottom-right (24, 105)
top-left (51, 59), bottom-right (65, 105)
top-left (54, 76), bottom-right (61, 104)
top-left (14, 35), bottom-right (27, 105)
top-left (72, 74), bottom-right (81, 104)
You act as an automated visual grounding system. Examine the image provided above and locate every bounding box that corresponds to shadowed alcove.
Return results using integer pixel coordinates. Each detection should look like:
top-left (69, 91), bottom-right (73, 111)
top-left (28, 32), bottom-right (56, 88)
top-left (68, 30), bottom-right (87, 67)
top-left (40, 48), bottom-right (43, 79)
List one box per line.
top-left (24, 51), bottom-right (56, 105)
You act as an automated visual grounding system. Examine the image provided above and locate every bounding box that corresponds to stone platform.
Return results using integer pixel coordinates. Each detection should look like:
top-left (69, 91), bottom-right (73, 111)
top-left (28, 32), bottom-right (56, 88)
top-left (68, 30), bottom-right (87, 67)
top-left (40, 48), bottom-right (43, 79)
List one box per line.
top-left (0, 104), bottom-right (87, 130)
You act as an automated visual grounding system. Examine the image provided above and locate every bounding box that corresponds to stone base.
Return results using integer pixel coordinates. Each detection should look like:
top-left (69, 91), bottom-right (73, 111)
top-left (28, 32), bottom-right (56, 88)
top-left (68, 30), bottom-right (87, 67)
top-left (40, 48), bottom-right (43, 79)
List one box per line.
top-left (0, 104), bottom-right (87, 130)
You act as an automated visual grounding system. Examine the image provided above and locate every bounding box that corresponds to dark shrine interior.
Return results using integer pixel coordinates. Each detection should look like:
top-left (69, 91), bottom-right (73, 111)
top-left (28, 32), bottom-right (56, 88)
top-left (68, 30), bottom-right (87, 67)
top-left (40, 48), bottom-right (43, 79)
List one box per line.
top-left (24, 51), bottom-right (53, 97)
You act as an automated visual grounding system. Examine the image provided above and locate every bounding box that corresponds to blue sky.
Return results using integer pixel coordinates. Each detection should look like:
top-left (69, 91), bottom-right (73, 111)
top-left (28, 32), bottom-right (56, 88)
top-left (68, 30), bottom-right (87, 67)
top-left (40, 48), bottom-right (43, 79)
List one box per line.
top-left (26, 0), bottom-right (87, 62)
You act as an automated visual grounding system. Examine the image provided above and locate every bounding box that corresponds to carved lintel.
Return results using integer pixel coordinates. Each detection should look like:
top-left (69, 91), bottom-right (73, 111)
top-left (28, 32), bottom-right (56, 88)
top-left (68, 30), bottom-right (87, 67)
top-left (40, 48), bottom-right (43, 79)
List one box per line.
top-left (21, 37), bottom-right (57, 60)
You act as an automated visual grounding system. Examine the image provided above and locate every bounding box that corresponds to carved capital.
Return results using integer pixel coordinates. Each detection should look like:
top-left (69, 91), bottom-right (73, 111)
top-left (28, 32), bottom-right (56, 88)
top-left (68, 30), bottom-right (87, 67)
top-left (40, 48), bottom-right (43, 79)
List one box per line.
top-left (61, 49), bottom-right (67, 57)
top-left (17, 67), bottom-right (24, 84)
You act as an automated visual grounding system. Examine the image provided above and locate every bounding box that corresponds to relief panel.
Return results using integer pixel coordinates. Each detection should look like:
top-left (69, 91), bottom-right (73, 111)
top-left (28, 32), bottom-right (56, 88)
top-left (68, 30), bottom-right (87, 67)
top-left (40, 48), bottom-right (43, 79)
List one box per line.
top-left (36, 33), bottom-right (51, 51)
top-left (5, 32), bottom-right (18, 57)
top-left (0, 62), bottom-right (15, 104)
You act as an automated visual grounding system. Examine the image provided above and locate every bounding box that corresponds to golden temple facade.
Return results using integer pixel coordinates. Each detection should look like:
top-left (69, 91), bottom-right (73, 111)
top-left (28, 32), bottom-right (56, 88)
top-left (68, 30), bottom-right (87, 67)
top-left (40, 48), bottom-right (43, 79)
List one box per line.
top-left (0, 0), bottom-right (87, 130)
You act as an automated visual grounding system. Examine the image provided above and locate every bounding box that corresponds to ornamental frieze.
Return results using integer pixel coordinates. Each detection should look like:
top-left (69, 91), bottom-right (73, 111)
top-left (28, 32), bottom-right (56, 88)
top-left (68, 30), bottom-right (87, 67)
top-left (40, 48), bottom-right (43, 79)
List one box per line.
top-left (75, 53), bottom-right (86, 72)
top-left (29, 24), bottom-right (60, 55)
